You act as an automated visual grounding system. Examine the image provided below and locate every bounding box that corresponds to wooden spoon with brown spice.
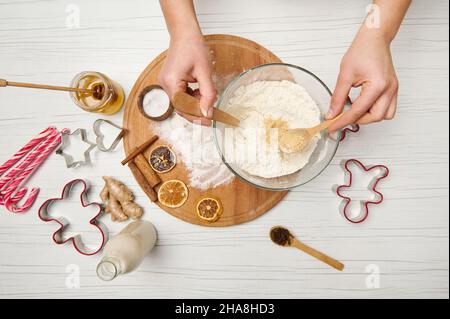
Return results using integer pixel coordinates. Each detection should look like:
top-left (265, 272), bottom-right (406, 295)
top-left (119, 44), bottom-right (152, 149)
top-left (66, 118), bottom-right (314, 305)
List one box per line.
top-left (270, 226), bottom-right (344, 271)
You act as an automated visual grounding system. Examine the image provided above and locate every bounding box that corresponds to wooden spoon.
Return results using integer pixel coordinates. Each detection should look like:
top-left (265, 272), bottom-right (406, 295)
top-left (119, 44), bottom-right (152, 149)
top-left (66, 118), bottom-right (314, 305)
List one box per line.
top-left (172, 91), bottom-right (240, 127)
top-left (278, 113), bottom-right (344, 153)
top-left (270, 226), bottom-right (344, 271)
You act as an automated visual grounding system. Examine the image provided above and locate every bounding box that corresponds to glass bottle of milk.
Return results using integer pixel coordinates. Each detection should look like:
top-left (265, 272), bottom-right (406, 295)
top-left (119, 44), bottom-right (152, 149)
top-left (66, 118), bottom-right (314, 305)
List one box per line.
top-left (97, 220), bottom-right (157, 281)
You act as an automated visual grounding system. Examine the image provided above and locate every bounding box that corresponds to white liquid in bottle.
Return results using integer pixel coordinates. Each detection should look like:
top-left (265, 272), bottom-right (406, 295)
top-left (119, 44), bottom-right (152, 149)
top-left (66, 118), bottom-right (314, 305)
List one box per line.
top-left (97, 220), bottom-right (157, 281)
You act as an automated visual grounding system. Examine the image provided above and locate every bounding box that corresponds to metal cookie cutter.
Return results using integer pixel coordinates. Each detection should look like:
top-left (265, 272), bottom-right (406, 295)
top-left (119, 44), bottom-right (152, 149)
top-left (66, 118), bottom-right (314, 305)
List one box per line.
top-left (93, 119), bottom-right (127, 152)
top-left (335, 159), bottom-right (390, 224)
top-left (56, 129), bottom-right (96, 168)
top-left (339, 124), bottom-right (360, 142)
top-left (38, 179), bottom-right (107, 256)
top-left (329, 97), bottom-right (360, 142)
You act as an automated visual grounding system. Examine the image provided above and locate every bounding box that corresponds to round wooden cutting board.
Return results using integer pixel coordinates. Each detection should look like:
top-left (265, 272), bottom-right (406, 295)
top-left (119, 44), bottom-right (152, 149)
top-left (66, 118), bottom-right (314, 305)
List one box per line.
top-left (123, 34), bottom-right (288, 227)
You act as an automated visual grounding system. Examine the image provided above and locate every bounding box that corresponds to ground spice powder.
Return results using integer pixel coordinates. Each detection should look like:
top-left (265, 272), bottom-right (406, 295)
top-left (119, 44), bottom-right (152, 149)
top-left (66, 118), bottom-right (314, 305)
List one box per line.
top-left (270, 226), bottom-right (292, 246)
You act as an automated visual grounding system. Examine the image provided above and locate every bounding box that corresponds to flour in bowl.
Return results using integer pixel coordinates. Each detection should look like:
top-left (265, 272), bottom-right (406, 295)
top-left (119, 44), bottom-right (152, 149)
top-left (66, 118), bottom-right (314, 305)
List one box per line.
top-left (224, 80), bottom-right (321, 178)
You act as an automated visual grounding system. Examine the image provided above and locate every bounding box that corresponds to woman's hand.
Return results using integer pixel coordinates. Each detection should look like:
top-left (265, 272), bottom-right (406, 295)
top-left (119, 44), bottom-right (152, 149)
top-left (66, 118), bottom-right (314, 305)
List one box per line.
top-left (158, 35), bottom-right (216, 126)
top-left (327, 30), bottom-right (399, 132)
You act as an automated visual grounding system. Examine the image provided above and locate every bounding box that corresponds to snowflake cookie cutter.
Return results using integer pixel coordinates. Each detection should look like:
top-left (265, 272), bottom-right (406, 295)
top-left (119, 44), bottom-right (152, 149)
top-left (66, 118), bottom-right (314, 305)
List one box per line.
top-left (56, 129), bottom-right (96, 168)
top-left (38, 179), bottom-right (107, 256)
top-left (334, 159), bottom-right (390, 224)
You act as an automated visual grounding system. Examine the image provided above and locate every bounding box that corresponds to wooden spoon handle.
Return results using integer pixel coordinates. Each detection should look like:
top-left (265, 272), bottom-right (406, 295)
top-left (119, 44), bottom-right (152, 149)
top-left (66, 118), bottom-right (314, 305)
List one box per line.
top-left (172, 91), bottom-right (240, 127)
top-left (308, 112), bottom-right (344, 136)
top-left (212, 108), bottom-right (240, 127)
top-left (291, 238), bottom-right (344, 271)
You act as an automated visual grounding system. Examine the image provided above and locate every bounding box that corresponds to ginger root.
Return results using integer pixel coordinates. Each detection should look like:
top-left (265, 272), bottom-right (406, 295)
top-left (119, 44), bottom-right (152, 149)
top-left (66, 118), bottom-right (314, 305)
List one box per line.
top-left (101, 176), bottom-right (143, 222)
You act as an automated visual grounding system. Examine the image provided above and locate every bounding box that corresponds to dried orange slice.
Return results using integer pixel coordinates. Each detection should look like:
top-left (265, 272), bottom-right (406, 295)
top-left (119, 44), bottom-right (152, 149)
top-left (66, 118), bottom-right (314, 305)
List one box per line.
top-left (196, 196), bottom-right (223, 222)
top-left (149, 145), bottom-right (176, 173)
top-left (157, 180), bottom-right (188, 208)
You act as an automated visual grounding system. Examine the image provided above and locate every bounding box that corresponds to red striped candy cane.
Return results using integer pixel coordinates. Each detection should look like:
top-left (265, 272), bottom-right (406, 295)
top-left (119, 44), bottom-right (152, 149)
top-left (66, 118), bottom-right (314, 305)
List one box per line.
top-left (0, 132), bottom-right (58, 200)
top-left (3, 129), bottom-right (66, 213)
top-left (0, 127), bottom-right (69, 213)
top-left (0, 127), bottom-right (54, 176)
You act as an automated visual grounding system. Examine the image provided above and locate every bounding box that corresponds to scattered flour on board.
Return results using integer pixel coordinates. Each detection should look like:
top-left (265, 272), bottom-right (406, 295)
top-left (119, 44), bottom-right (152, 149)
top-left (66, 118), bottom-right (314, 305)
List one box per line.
top-left (153, 113), bottom-right (235, 190)
top-left (224, 80), bottom-right (321, 178)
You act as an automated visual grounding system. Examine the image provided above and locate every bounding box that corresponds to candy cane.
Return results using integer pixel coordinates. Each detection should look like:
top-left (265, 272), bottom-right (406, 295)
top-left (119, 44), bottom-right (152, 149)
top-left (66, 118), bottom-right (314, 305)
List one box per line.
top-left (0, 128), bottom-right (60, 208)
top-left (2, 132), bottom-right (59, 206)
top-left (0, 127), bottom-right (69, 213)
top-left (1, 129), bottom-right (61, 201)
top-left (0, 132), bottom-right (58, 199)
top-left (0, 127), bottom-right (54, 176)
top-left (3, 130), bottom-right (63, 211)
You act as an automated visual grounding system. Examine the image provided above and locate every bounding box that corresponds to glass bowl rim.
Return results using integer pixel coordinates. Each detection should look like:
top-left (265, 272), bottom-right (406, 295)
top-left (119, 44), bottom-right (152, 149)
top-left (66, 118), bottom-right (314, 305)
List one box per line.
top-left (213, 62), bottom-right (342, 191)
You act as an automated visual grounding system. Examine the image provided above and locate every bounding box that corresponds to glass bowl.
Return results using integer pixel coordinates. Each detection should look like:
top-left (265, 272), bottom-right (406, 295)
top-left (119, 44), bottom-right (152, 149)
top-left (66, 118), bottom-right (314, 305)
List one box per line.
top-left (213, 63), bottom-right (342, 191)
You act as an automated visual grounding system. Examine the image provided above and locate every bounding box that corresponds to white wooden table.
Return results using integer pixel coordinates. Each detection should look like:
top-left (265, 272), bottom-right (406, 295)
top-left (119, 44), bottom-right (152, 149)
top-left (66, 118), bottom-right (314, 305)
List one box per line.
top-left (0, 0), bottom-right (448, 299)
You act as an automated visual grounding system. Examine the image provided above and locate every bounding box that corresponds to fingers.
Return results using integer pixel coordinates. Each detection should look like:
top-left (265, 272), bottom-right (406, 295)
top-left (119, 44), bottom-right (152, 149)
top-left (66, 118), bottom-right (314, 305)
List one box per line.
top-left (356, 93), bottom-right (392, 124)
top-left (358, 80), bottom-right (398, 124)
top-left (328, 80), bottom-right (385, 132)
top-left (384, 78), bottom-right (399, 120)
top-left (385, 93), bottom-right (398, 120)
top-left (158, 73), bottom-right (189, 101)
top-left (327, 71), bottom-right (352, 120)
top-left (196, 69), bottom-right (217, 118)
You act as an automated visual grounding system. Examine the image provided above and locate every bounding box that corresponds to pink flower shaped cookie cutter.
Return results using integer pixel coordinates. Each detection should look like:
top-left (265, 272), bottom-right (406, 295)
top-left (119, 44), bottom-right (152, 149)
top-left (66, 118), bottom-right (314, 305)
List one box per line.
top-left (335, 159), bottom-right (390, 224)
top-left (38, 179), bottom-right (107, 256)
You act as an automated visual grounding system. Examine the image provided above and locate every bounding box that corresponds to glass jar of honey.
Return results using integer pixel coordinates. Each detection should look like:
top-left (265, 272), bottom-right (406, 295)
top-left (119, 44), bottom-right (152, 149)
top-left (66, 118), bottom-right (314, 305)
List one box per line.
top-left (70, 71), bottom-right (124, 114)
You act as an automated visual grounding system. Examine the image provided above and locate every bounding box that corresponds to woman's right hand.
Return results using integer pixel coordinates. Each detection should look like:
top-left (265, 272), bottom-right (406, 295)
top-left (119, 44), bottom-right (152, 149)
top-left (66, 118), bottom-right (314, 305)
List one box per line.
top-left (158, 34), bottom-right (217, 126)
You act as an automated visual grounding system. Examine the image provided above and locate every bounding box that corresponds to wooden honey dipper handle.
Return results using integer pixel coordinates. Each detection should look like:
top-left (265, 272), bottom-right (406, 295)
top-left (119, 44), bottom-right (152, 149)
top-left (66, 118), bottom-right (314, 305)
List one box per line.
top-left (291, 238), bottom-right (345, 271)
top-left (0, 78), bottom-right (95, 94)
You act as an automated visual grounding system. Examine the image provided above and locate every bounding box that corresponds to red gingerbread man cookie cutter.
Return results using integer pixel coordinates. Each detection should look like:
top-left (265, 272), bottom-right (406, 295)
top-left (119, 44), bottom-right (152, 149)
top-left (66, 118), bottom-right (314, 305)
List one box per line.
top-left (335, 159), bottom-right (390, 224)
top-left (38, 179), bottom-right (107, 256)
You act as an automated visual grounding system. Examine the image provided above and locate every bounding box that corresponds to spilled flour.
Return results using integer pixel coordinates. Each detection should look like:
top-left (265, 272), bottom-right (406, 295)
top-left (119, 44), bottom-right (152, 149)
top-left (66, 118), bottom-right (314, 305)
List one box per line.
top-left (153, 113), bottom-right (234, 190)
top-left (224, 80), bottom-right (321, 178)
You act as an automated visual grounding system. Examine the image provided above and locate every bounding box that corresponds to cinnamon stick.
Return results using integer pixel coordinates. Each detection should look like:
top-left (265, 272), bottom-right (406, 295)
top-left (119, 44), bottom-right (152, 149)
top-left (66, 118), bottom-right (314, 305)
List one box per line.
top-left (134, 154), bottom-right (161, 188)
top-left (121, 135), bottom-right (159, 165)
top-left (128, 161), bottom-right (158, 202)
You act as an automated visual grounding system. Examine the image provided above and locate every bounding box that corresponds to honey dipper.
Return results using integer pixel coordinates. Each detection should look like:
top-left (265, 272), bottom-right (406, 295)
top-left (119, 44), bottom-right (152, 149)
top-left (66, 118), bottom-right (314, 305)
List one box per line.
top-left (172, 91), bottom-right (240, 127)
top-left (0, 78), bottom-right (99, 95)
top-left (270, 226), bottom-right (344, 271)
